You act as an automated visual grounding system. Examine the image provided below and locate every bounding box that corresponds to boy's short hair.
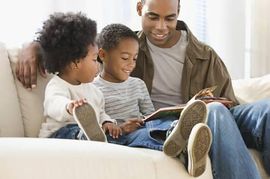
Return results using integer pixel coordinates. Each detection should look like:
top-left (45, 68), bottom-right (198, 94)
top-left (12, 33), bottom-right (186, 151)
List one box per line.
top-left (37, 12), bottom-right (97, 74)
top-left (97, 23), bottom-right (139, 52)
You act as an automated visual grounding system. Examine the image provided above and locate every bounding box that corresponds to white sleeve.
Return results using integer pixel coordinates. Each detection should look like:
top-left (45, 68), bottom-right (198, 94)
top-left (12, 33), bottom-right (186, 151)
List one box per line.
top-left (44, 80), bottom-right (73, 122)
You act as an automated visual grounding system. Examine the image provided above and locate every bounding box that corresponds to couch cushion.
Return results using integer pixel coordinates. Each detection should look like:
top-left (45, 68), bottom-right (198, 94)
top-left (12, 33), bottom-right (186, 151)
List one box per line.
top-left (0, 43), bottom-right (24, 136)
top-left (232, 75), bottom-right (270, 104)
top-left (8, 48), bottom-right (52, 137)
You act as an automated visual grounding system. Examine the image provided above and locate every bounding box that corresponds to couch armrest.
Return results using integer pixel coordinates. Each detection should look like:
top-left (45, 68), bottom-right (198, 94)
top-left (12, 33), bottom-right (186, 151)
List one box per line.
top-left (0, 138), bottom-right (212, 179)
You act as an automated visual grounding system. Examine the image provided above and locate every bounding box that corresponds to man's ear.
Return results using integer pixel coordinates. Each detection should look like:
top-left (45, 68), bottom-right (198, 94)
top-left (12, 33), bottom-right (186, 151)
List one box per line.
top-left (137, 1), bottom-right (143, 16)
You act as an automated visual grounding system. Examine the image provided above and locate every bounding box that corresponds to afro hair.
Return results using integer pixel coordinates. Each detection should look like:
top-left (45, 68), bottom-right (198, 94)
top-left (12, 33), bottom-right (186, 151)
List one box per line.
top-left (37, 12), bottom-right (97, 74)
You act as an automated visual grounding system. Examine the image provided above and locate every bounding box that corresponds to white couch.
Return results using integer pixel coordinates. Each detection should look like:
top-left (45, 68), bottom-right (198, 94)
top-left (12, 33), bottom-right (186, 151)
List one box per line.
top-left (0, 43), bottom-right (269, 179)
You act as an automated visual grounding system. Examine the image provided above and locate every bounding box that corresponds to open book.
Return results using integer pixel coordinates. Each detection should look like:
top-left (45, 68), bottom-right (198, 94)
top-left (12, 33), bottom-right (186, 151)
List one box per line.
top-left (143, 104), bottom-right (186, 122)
top-left (143, 86), bottom-right (226, 122)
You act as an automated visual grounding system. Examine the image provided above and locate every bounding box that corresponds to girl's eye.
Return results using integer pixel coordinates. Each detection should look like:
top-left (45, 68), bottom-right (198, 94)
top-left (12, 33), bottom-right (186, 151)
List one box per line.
top-left (121, 57), bottom-right (128, 60)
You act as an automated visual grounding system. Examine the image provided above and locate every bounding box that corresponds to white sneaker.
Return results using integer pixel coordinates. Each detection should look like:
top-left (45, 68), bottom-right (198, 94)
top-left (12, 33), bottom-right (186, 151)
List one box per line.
top-left (187, 123), bottom-right (212, 177)
top-left (163, 100), bottom-right (207, 157)
top-left (73, 103), bottom-right (106, 142)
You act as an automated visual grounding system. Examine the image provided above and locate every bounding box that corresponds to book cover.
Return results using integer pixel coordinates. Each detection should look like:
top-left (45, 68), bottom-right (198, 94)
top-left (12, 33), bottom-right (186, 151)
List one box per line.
top-left (143, 104), bottom-right (186, 122)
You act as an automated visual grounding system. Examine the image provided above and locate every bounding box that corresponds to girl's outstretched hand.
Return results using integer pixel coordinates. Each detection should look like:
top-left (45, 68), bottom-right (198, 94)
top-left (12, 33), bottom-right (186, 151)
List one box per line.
top-left (66, 98), bottom-right (87, 115)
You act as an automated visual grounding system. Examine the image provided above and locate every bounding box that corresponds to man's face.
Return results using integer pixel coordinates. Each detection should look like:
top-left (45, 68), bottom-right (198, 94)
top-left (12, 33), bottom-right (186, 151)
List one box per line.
top-left (137, 0), bottom-right (179, 48)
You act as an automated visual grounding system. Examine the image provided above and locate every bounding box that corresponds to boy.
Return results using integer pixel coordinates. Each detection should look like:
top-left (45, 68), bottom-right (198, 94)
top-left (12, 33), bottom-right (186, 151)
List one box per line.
top-left (93, 23), bottom-right (212, 177)
top-left (37, 12), bottom-right (118, 141)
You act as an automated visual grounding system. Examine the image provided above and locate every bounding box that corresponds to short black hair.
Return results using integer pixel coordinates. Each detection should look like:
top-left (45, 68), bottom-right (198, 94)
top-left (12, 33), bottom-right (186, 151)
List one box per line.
top-left (37, 12), bottom-right (97, 74)
top-left (141, 0), bottom-right (180, 13)
top-left (97, 23), bottom-right (139, 52)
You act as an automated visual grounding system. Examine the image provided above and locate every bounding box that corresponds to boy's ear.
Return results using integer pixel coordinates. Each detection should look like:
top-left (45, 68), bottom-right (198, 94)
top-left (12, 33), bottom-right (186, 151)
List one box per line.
top-left (98, 48), bottom-right (106, 62)
top-left (70, 61), bottom-right (79, 70)
top-left (137, 2), bottom-right (143, 16)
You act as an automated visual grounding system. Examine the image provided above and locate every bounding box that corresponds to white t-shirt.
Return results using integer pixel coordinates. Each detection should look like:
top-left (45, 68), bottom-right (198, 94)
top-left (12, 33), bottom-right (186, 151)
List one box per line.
top-left (39, 75), bottom-right (114, 137)
top-left (147, 30), bottom-right (188, 109)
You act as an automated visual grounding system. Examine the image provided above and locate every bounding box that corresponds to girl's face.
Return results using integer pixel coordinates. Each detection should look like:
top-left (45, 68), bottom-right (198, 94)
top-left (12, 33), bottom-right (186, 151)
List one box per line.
top-left (100, 38), bottom-right (139, 83)
top-left (76, 44), bottom-right (99, 83)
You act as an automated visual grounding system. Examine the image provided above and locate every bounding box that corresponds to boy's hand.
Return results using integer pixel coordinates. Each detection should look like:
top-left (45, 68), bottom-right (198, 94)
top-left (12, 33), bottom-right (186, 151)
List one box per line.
top-left (119, 118), bottom-right (144, 134)
top-left (102, 122), bottom-right (122, 139)
top-left (66, 98), bottom-right (87, 115)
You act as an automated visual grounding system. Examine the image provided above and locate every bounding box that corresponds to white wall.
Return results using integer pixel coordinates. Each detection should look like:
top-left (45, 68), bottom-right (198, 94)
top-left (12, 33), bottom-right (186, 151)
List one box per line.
top-left (0, 0), bottom-right (269, 79)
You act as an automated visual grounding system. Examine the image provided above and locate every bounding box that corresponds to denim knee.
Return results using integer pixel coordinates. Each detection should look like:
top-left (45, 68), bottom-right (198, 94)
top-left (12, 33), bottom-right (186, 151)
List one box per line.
top-left (207, 102), bottom-right (230, 119)
top-left (256, 99), bottom-right (270, 114)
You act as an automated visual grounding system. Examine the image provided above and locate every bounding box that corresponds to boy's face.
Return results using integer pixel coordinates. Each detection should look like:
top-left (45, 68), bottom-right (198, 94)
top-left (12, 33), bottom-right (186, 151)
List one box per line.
top-left (76, 44), bottom-right (99, 83)
top-left (137, 0), bottom-right (180, 48)
top-left (100, 38), bottom-right (139, 83)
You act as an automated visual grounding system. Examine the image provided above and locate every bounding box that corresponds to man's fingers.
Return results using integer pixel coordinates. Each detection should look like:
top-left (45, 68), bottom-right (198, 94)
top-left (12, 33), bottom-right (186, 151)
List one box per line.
top-left (30, 63), bottom-right (38, 88)
top-left (24, 65), bottom-right (31, 89)
top-left (38, 61), bottom-right (47, 78)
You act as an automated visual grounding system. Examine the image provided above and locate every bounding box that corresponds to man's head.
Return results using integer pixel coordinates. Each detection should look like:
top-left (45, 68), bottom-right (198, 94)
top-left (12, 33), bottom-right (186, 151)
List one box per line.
top-left (137, 0), bottom-right (181, 48)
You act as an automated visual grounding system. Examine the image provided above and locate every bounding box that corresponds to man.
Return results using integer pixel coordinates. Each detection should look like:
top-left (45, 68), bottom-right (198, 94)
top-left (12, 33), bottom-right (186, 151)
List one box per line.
top-left (16, 0), bottom-right (269, 178)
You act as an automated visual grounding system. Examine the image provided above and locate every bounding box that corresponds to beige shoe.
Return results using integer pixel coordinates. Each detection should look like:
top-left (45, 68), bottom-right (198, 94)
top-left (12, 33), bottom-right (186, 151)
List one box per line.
top-left (163, 100), bottom-right (207, 157)
top-left (73, 103), bottom-right (106, 142)
top-left (187, 123), bottom-right (212, 177)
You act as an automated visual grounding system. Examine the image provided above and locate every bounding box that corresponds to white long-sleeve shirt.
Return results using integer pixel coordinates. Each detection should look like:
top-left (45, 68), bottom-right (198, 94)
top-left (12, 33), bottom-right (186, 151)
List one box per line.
top-left (39, 75), bottom-right (115, 137)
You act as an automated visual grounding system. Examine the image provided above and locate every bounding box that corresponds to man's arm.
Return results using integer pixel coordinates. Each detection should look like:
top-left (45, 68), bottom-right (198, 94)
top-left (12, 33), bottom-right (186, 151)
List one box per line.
top-left (16, 41), bottom-right (47, 89)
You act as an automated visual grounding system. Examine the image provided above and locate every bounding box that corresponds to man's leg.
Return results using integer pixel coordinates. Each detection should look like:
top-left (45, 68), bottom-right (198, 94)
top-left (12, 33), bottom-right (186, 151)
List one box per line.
top-left (106, 121), bottom-right (166, 150)
top-left (230, 99), bottom-right (270, 175)
top-left (207, 102), bottom-right (261, 179)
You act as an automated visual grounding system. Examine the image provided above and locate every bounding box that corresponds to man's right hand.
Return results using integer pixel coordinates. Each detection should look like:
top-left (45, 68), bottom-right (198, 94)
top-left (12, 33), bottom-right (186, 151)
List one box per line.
top-left (16, 42), bottom-right (47, 89)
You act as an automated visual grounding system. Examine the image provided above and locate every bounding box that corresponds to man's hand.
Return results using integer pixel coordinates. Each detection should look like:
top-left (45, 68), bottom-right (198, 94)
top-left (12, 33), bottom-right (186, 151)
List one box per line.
top-left (102, 122), bottom-right (122, 139)
top-left (16, 42), bottom-right (47, 89)
top-left (119, 118), bottom-right (144, 134)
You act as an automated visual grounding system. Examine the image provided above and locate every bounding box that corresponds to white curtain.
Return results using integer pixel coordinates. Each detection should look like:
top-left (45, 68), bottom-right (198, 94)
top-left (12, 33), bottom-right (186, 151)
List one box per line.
top-left (249, 0), bottom-right (270, 77)
top-left (0, 0), bottom-right (140, 47)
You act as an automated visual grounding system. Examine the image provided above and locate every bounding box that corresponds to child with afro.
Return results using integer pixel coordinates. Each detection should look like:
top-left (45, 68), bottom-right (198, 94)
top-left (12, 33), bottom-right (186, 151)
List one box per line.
top-left (37, 12), bottom-right (120, 141)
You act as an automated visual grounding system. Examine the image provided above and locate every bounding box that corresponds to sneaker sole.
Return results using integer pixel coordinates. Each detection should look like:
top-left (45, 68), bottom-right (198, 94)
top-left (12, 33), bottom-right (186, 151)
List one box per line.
top-left (188, 123), bottom-right (212, 177)
top-left (163, 100), bottom-right (207, 157)
top-left (73, 103), bottom-right (106, 142)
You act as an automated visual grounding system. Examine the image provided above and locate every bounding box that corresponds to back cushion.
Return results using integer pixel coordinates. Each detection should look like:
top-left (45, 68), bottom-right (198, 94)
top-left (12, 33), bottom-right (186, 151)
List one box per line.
top-left (0, 43), bottom-right (24, 137)
top-left (232, 74), bottom-right (270, 104)
top-left (8, 48), bottom-right (52, 137)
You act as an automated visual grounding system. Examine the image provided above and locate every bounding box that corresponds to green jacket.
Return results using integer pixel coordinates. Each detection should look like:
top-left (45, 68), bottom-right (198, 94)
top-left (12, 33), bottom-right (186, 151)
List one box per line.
top-left (131, 20), bottom-right (239, 105)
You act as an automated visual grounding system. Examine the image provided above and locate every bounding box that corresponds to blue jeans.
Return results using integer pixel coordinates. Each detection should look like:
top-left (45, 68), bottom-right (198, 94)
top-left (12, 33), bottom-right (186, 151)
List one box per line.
top-left (207, 99), bottom-right (270, 179)
top-left (107, 116), bottom-right (177, 151)
top-left (49, 124), bottom-right (87, 140)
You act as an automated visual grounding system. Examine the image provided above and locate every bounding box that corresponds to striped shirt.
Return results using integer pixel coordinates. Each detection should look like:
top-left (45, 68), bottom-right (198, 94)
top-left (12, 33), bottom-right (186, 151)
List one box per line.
top-left (93, 76), bottom-right (155, 122)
